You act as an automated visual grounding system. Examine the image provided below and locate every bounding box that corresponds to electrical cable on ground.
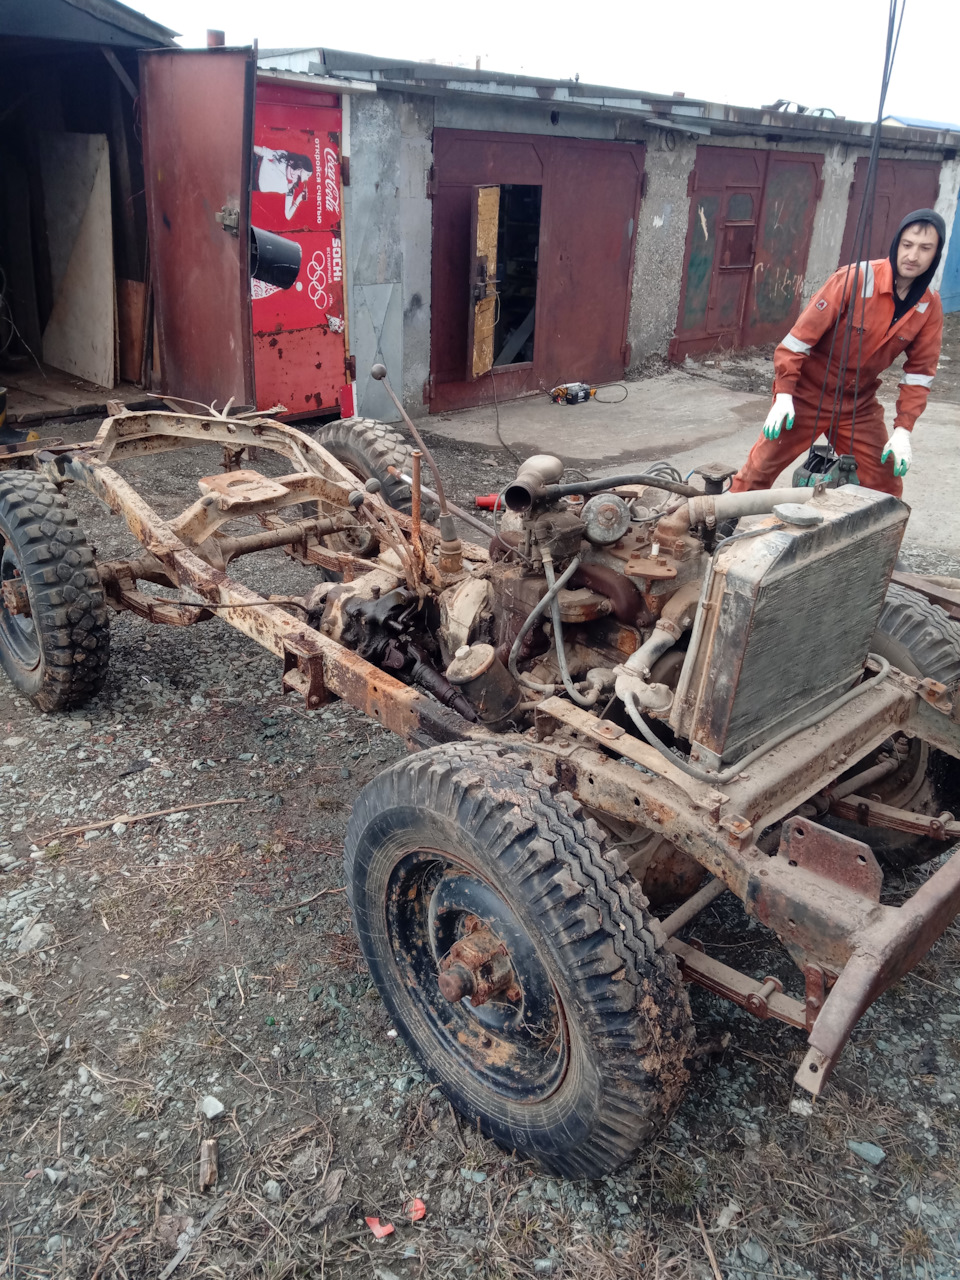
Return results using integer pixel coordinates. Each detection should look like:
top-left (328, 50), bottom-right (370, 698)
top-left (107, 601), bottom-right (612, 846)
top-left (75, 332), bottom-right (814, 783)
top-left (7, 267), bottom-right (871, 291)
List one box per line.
top-left (486, 367), bottom-right (521, 465)
top-left (594, 383), bottom-right (629, 404)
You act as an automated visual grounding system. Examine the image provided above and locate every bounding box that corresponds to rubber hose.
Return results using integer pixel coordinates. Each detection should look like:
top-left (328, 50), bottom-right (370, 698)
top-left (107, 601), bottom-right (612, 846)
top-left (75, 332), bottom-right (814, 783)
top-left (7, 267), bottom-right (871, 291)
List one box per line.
top-left (508, 555), bottom-right (582, 693)
top-left (544, 555), bottom-right (600, 707)
top-left (622, 656), bottom-right (891, 786)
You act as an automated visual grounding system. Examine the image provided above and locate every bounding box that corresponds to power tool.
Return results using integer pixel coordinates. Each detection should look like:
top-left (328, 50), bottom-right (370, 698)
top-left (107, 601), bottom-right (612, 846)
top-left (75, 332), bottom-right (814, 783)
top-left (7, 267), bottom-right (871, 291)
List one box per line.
top-left (793, 444), bottom-right (860, 488)
top-left (549, 382), bottom-right (597, 405)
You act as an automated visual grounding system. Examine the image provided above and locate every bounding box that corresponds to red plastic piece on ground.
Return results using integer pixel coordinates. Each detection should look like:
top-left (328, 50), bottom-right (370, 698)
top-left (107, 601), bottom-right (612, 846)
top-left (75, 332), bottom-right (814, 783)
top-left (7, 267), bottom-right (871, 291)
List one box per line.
top-left (405, 1198), bottom-right (427, 1221)
top-left (364, 1217), bottom-right (395, 1238)
top-left (475, 494), bottom-right (502, 510)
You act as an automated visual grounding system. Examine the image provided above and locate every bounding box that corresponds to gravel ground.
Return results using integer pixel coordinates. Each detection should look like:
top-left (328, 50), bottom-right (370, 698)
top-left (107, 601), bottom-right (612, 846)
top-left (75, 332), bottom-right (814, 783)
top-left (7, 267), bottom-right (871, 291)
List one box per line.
top-left (1, 418), bottom-right (960, 1279)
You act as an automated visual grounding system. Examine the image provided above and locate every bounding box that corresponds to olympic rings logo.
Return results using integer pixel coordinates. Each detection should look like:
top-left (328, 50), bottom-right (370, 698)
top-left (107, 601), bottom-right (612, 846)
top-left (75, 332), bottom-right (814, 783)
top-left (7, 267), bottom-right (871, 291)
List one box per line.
top-left (307, 251), bottom-right (329, 309)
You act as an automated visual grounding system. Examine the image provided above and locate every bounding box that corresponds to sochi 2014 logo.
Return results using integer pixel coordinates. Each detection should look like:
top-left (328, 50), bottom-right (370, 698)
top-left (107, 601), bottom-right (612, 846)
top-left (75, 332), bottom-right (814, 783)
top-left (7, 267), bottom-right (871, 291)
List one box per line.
top-left (307, 251), bottom-right (330, 310)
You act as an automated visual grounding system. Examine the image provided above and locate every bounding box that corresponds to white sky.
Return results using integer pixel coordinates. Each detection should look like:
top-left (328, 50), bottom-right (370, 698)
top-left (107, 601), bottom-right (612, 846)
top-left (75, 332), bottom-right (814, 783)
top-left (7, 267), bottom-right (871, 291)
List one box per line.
top-left (131, 0), bottom-right (960, 127)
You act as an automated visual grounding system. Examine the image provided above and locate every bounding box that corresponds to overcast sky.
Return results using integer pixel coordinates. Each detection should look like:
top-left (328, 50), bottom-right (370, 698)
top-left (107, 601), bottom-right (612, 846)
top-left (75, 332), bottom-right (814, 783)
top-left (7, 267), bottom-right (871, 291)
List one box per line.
top-left (132, 0), bottom-right (959, 127)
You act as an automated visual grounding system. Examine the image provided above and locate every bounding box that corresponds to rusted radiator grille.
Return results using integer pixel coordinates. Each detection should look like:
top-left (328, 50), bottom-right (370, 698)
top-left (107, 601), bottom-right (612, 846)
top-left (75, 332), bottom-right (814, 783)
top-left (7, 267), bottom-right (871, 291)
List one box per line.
top-left (671, 487), bottom-right (909, 769)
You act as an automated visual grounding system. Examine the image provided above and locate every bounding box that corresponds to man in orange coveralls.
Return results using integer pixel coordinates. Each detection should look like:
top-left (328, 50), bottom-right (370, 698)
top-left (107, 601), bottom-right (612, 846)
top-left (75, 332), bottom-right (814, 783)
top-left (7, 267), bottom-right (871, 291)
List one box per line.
top-left (731, 208), bottom-right (945, 498)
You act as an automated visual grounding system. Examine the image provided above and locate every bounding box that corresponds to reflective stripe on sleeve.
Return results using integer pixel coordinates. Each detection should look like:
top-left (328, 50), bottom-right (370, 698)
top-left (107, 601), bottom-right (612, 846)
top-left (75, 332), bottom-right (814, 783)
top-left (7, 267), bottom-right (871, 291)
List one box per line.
top-left (858, 261), bottom-right (875, 298)
top-left (900, 372), bottom-right (934, 387)
top-left (781, 332), bottom-right (812, 355)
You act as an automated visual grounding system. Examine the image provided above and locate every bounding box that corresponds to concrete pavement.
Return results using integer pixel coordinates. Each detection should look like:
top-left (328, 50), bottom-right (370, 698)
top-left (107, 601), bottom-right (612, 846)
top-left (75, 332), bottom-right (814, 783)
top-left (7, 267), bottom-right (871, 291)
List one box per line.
top-left (423, 371), bottom-right (960, 558)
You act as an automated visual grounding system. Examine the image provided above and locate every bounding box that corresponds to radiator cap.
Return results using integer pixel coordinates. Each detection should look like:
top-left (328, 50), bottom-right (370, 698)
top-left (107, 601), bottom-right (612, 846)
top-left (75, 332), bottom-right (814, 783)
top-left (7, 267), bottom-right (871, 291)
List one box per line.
top-left (773, 502), bottom-right (824, 527)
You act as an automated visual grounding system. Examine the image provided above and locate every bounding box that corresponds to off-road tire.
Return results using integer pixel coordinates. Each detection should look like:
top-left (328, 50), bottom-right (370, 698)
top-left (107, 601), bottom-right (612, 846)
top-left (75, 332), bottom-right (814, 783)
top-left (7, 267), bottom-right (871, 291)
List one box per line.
top-left (831, 587), bottom-right (960, 869)
top-left (313, 417), bottom-right (419, 514)
top-left (345, 742), bottom-right (694, 1177)
top-left (0, 472), bottom-right (109, 712)
top-left (876, 582), bottom-right (960, 689)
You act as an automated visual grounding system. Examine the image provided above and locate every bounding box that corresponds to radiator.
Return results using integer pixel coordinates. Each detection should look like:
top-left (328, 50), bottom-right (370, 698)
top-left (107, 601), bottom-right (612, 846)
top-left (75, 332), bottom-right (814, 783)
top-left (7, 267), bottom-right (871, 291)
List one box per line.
top-left (669, 486), bottom-right (909, 771)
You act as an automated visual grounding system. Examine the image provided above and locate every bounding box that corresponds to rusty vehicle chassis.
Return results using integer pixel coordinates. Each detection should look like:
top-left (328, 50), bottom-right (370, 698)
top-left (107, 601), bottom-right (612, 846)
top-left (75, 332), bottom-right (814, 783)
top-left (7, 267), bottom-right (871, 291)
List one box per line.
top-left (15, 409), bottom-right (960, 1102)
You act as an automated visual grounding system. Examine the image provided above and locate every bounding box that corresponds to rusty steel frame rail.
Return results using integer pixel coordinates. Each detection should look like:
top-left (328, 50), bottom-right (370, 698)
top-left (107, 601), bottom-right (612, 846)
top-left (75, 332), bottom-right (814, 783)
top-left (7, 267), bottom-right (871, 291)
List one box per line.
top-left (530, 687), bottom-right (960, 1097)
top-left (40, 444), bottom-right (473, 747)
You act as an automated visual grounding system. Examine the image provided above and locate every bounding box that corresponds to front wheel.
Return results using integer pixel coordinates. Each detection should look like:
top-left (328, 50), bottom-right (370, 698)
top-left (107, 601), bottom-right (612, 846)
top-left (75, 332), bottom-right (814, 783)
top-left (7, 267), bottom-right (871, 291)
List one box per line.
top-left (345, 743), bottom-right (694, 1177)
top-left (824, 585), bottom-right (960, 870)
top-left (0, 472), bottom-right (109, 711)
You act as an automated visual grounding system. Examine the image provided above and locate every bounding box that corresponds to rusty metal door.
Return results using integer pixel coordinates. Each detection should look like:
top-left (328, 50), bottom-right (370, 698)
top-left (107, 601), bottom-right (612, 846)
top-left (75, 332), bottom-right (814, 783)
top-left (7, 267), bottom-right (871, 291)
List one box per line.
top-left (536, 138), bottom-right (643, 384)
top-left (466, 185), bottom-right (500, 379)
top-left (839, 158), bottom-right (941, 265)
top-left (671, 148), bottom-right (764, 360)
top-left (139, 48), bottom-right (256, 407)
top-left (744, 154), bottom-right (823, 346)
top-left (428, 130), bottom-right (643, 414)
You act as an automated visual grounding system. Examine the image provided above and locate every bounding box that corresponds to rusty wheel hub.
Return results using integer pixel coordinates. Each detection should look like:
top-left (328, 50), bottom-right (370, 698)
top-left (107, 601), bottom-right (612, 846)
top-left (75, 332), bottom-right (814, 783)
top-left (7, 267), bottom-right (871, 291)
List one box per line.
top-left (437, 916), bottom-right (522, 1006)
top-left (384, 851), bottom-right (569, 1102)
top-left (1, 575), bottom-right (29, 617)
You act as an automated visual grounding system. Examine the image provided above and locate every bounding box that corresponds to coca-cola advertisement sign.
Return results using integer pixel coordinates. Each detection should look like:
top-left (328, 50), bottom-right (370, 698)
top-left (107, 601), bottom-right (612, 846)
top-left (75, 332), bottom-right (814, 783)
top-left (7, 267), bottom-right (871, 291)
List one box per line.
top-left (251, 87), bottom-right (346, 414)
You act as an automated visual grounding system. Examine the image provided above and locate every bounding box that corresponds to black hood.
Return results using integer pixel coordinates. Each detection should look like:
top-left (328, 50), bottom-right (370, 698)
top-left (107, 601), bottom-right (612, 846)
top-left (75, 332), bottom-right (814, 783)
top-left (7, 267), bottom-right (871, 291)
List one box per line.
top-left (889, 207), bottom-right (946, 309)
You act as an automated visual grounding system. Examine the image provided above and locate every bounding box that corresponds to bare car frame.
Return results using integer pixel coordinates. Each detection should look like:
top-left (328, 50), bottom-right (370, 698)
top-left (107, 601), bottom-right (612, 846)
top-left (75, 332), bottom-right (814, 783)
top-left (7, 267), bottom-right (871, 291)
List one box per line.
top-left (2, 396), bottom-right (960, 1178)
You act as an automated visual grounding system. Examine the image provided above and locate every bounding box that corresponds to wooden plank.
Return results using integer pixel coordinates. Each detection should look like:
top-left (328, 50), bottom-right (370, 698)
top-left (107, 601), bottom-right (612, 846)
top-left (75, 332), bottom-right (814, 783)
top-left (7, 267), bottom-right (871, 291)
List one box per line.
top-left (117, 279), bottom-right (145, 384)
top-left (890, 569), bottom-right (960, 620)
top-left (40, 132), bottom-right (116, 389)
top-left (467, 184), bottom-right (500, 379)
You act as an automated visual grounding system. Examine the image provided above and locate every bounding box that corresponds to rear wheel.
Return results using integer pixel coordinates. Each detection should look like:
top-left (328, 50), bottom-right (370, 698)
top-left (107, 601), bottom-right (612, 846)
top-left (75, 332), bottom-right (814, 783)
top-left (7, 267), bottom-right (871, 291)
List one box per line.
top-left (345, 742), bottom-right (693, 1177)
top-left (303, 417), bottom-right (428, 575)
top-left (0, 472), bottom-right (109, 712)
top-left (314, 417), bottom-right (420, 515)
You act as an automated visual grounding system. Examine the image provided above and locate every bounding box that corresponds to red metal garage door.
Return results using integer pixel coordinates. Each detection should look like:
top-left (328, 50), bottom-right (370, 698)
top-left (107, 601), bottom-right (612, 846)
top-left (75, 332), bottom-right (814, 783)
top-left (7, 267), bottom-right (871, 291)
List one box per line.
top-left (428, 130), bottom-right (644, 414)
top-left (839, 157), bottom-right (941, 265)
top-left (744, 154), bottom-right (825, 346)
top-left (140, 48), bottom-right (256, 408)
top-left (671, 147), bottom-right (823, 360)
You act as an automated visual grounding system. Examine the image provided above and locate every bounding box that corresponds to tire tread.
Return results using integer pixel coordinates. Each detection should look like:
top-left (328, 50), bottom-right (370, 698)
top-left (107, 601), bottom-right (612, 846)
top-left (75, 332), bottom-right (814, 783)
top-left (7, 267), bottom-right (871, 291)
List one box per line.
top-left (0, 472), bottom-right (109, 711)
top-left (346, 741), bottom-right (693, 1177)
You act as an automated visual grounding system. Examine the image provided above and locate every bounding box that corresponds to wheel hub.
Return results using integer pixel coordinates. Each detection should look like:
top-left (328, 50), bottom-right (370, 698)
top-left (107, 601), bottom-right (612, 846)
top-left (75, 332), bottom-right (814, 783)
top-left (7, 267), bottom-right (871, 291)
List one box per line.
top-left (385, 850), bottom-right (569, 1102)
top-left (0, 576), bottom-right (29, 617)
top-left (437, 915), bottom-right (522, 1006)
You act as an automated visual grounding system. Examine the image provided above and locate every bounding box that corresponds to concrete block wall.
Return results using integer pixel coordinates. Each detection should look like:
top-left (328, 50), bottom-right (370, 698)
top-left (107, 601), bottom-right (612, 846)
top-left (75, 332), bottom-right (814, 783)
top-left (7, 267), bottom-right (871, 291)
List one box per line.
top-left (342, 93), bottom-right (404, 422)
top-left (625, 134), bottom-right (696, 371)
top-left (933, 156), bottom-right (960, 293)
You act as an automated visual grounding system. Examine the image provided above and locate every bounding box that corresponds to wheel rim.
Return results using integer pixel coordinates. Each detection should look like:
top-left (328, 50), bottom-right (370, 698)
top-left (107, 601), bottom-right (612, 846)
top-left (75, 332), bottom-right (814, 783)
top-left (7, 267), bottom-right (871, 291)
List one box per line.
top-left (385, 848), bottom-right (569, 1101)
top-left (0, 542), bottom-right (40, 671)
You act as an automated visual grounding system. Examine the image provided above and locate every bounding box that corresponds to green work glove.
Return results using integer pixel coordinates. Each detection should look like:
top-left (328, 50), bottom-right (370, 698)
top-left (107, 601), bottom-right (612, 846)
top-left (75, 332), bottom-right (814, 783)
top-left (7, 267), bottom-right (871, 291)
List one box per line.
top-left (880, 426), bottom-right (912, 477)
top-left (763, 393), bottom-right (795, 440)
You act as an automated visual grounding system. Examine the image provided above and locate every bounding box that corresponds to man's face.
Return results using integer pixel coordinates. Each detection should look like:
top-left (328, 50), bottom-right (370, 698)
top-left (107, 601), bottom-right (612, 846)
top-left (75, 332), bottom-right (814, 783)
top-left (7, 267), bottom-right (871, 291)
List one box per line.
top-left (896, 223), bottom-right (940, 280)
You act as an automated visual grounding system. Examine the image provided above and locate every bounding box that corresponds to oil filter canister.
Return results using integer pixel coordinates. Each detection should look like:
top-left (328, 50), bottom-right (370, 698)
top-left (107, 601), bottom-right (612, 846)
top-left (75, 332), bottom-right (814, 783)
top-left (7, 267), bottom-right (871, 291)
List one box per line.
top-left (445, 643), bottom-right (521, 724)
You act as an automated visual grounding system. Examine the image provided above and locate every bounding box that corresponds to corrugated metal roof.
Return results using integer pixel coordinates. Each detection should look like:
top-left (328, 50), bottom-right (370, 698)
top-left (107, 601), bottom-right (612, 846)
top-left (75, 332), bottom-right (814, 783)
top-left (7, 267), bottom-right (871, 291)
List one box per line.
top-left (884, 114), bottom-right (960, 133)
top-left (258, 46), bottom-right (960, 153)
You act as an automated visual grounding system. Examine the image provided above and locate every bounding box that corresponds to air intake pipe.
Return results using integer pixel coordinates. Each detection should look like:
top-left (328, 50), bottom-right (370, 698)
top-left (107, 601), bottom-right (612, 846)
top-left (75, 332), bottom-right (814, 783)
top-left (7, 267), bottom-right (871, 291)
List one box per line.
top-left (502, 455), bottom-right (566, 512)
top-left (614, 581), bottom-right (702, 714)
top-left (658, 487), bottom-right (813, 537)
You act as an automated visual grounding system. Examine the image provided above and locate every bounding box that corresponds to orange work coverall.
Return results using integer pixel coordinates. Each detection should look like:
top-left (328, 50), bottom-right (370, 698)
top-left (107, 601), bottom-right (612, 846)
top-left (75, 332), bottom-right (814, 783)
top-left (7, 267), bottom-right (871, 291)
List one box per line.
top-left (731, 257), bottom-right (943, 498)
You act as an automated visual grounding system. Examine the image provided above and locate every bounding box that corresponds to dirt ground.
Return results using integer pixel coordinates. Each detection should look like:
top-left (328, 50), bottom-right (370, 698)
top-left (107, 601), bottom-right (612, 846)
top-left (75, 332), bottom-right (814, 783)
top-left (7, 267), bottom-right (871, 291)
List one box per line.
top-left (2, 411), bottom-right (960, 1279)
